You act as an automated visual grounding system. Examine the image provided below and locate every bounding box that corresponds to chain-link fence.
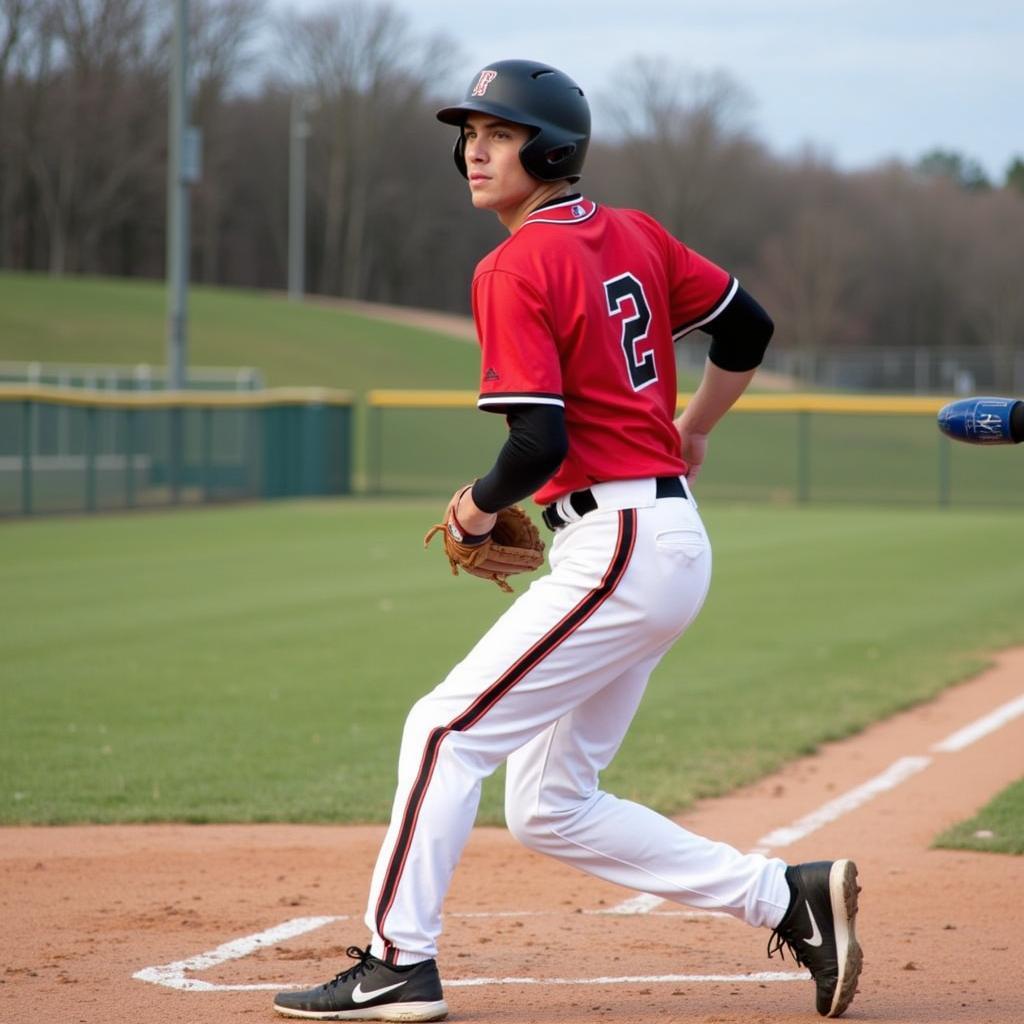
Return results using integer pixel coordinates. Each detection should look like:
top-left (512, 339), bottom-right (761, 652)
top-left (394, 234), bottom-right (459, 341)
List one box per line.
top-left (676, 345), bottom-right (1024, 396)
top-left (0, 361), bottom-right (264, 392)
top-left (1, 387), bottom-right (352, 516)
top-left (363, 391), bottom-right (1024, 508)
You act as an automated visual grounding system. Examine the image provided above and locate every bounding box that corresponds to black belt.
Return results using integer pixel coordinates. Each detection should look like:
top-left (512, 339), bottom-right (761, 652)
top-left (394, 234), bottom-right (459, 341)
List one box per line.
top-left (542, 476), bottom-right (687, 531)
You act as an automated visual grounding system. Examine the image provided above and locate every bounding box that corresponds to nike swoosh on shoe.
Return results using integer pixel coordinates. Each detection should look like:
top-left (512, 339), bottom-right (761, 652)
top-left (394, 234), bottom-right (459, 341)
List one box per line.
top-left (351, 979), bottom-right (409, 1004)
top-left (804, 902), bottom-right (824, 947)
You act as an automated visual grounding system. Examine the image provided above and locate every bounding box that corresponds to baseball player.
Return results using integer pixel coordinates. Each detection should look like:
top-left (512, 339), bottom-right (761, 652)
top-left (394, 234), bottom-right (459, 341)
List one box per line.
top-left (275, 60), bottom-right (862, 1021)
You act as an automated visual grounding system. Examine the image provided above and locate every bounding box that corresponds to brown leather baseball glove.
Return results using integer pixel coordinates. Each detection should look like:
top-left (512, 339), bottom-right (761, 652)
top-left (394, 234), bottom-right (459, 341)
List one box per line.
top-left (424, 503), bottom-right (545, 593)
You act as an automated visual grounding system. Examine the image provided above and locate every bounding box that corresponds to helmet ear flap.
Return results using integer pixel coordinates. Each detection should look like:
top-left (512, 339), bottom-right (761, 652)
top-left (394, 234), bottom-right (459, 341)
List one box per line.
top-left (453, 134), bottom-right (468, 178)
top-left (543, 143), bottom-right (580, 184)
top-left (544, 143), bottom-right (576, 167)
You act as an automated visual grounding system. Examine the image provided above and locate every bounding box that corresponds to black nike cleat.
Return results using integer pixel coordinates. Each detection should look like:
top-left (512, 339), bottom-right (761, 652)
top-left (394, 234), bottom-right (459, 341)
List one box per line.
top-left (767, 860), bottom-right (863, 1018)
top-left (273, 945), bottom-right (448, 1021)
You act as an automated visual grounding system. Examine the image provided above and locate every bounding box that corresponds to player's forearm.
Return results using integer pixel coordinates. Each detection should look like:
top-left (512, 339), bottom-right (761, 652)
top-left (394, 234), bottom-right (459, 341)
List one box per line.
top-left (676, 360), bottom-right (757, 436)
top-left (471, 404), bottom-right (569, 512)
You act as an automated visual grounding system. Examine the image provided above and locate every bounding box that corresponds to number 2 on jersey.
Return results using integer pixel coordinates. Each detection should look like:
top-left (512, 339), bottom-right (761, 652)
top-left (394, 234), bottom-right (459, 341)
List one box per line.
top-left (604, 273), bottom-right (656, 391)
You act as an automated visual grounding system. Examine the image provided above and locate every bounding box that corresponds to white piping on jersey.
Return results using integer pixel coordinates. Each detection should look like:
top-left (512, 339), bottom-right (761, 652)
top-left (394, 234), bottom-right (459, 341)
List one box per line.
top-left (672, 276), bottom-right (739, 340)
top-left (522, 197), bottom-right (598, 226)
top-left (477, 395), bottom-right (566, 408)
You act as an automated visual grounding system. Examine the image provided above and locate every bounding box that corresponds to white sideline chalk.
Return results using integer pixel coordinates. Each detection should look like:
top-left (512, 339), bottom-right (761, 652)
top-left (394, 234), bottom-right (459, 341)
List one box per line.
top-left (136, 970), bottom-right (809, 993)
top-left (445, 971), bottom-right (809, 987)
top-left (133, 916), bottom-right (346, 991)
top-left (931, 693), bottom-right (1024, 752)
top-left (611, 754), bottom-right (934, 911)
top-left (753, 755), bottom-right (932, 850)
top-left (600, 892), bottom-right (665, 915)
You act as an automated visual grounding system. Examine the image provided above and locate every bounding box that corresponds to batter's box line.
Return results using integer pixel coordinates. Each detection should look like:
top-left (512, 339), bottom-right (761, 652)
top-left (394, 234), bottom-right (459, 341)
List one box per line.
top-left (133, 915), bottom-right (807, 993)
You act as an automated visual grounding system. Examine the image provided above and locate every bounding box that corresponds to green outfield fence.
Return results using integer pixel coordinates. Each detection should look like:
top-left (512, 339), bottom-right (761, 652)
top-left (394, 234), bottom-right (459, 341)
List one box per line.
top-left (0, 387), bottom-right (353, 516)
top-left (4, 388), bottom-right (1020, 516)
top-left (364, 391), bottom-right (1024, 507)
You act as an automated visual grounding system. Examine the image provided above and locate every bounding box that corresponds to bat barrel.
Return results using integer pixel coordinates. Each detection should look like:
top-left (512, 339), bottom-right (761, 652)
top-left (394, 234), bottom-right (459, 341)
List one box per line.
top-left (937, 397), bottom-right (1024, 445)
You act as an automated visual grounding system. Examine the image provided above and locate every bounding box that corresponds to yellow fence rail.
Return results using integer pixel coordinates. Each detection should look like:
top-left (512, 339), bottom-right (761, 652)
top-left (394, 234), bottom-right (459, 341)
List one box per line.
top-left (361, 390), bottom-right (1024, 508)
top-left (6, 386), bottom-right (1018, 513)
top-left (0, 385), bottom-right (354, 409)
top-left (366, 389), bottom-right (951, 415)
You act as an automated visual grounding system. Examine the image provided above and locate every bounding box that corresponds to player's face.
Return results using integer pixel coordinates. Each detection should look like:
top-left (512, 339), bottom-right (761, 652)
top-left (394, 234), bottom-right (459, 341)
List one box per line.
top-left (462, 115), bottom-right (538, 216)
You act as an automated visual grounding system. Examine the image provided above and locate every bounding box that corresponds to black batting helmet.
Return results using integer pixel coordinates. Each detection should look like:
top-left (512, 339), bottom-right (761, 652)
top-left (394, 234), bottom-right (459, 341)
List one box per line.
top-left (436, 59), bottom-right (590, 183)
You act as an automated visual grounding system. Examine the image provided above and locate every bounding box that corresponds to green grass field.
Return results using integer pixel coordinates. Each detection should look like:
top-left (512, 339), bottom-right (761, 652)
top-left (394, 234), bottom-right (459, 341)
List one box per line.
top-left (4, 498), bottom-right (1024, 827)
top-left (935, 779), bottom-right (1024, 855)
top-left (2, 271), bottom-right (1021, 850)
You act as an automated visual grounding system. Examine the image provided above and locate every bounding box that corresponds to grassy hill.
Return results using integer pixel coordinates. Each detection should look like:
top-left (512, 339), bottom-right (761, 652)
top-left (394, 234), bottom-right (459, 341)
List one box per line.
top-left (0, 271), bottom-right (714, 393)
top-left (0, 272), bottom-right (482, 392)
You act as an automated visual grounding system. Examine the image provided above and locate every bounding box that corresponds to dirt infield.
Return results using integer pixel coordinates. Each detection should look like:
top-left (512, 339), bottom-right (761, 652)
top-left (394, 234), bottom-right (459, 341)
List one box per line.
top-left (4, 651), bottom-right (1023, 1024)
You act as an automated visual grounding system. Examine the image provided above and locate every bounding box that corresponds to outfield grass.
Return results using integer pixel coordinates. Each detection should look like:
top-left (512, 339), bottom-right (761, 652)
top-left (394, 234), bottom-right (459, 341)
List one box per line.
top-left (935, 779), bottom-right (1024, 855)
top-left (3, 498), bottom-right (1024, 825)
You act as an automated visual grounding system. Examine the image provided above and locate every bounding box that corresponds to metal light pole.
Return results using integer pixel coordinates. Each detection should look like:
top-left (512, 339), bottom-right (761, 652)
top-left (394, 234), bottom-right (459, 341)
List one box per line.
top-left (288, 93), bottom-right (314, 301)
top-left (166, 0), bottom-right (203, 503)
top-left (166, 0), bottom-right (199, 390)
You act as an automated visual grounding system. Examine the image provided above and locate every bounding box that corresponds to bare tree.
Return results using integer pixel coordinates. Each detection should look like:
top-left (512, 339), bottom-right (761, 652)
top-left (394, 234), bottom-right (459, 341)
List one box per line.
top-left (14, 0), bottom-right (166, 274)
top-left (962, 189), bottom-right (1024, 386)
top-left (278, 1), bottom-right (459, 298)
top-left (853, 168), bottom-right (973, 356)
top-left (598, 57), bottom-right (756, 248)
top-left (0, 0), bottom-right (27, 265)
top-left (189, 0), bottom-right (266, 283)
top-left (755, 159), bottom-right (868, 351)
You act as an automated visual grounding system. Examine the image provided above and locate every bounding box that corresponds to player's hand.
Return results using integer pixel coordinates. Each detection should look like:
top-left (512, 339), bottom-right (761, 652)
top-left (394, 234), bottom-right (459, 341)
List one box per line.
top-left (447, 484), bottom-right (498, 539)
top-left (425, 490), bottom-right (543, 593)
top-left (675, 421), bottom-right (708, 482)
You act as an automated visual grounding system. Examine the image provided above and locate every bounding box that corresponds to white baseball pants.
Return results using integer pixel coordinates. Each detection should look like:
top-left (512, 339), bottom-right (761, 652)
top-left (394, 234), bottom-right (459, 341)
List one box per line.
top-left (365, 477), bottom-right (791, 964)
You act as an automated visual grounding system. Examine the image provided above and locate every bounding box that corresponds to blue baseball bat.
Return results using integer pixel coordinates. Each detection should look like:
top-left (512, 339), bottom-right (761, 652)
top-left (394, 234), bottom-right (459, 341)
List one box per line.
top-left (937, 397), bottom-right (1024, 445)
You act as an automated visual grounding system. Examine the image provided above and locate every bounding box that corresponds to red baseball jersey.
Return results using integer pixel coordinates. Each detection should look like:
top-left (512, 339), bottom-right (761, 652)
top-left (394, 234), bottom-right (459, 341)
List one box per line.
top-left (471, 195), bottom-right (736, 505)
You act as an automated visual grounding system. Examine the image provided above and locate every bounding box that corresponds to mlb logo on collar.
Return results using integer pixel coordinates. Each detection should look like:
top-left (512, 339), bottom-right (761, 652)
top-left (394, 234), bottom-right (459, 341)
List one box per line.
top-left (471, 69), bottom-right (497, 96)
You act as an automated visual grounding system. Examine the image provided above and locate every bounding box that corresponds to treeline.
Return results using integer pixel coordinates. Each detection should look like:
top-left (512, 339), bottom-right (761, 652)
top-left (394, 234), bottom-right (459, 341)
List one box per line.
top-left (2, 0), bottom-right (1023, 356)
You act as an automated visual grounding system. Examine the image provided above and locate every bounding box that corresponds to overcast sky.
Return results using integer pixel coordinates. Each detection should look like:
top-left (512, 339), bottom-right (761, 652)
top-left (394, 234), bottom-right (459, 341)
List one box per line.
top-left (282, 0), bottom-right (1021, 181)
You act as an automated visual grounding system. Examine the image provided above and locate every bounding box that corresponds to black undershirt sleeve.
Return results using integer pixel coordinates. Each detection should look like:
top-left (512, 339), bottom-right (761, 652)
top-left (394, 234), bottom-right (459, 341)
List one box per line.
top-left (471, 404), bottom-right (569, 512)
top-left (703, 285), bottom-right (775, 372)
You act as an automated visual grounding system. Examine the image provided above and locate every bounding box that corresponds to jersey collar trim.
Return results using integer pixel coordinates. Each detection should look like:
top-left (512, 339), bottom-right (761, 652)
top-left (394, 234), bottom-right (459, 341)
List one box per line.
top-left (523, 195), bottom-right (598, 226)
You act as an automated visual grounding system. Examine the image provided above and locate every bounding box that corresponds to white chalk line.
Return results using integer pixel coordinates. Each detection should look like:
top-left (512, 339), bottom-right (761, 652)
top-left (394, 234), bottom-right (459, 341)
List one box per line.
top-left (447, 971), bottom-right (809, 986)
top-left (931, 692), bottom-right (1024, 752)
top-left (599, 892), bottom-right (665, 915)
top-left (133, 908), bottom-right (739, 993)
top-left (455, 907), bottom-right (727, 919)
top-left (133, 914), bottom-right (805, 992)
top-left (134, 689), bottom-right (1022, 991)
top-left (133, 916), bottom-right (348, 991)
top-left (606, 689), bottom-right (1024, 911)
top-left (750, 754), bottom-right (933, 852)
top-left (138, 972), bottom-right (809, 993)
